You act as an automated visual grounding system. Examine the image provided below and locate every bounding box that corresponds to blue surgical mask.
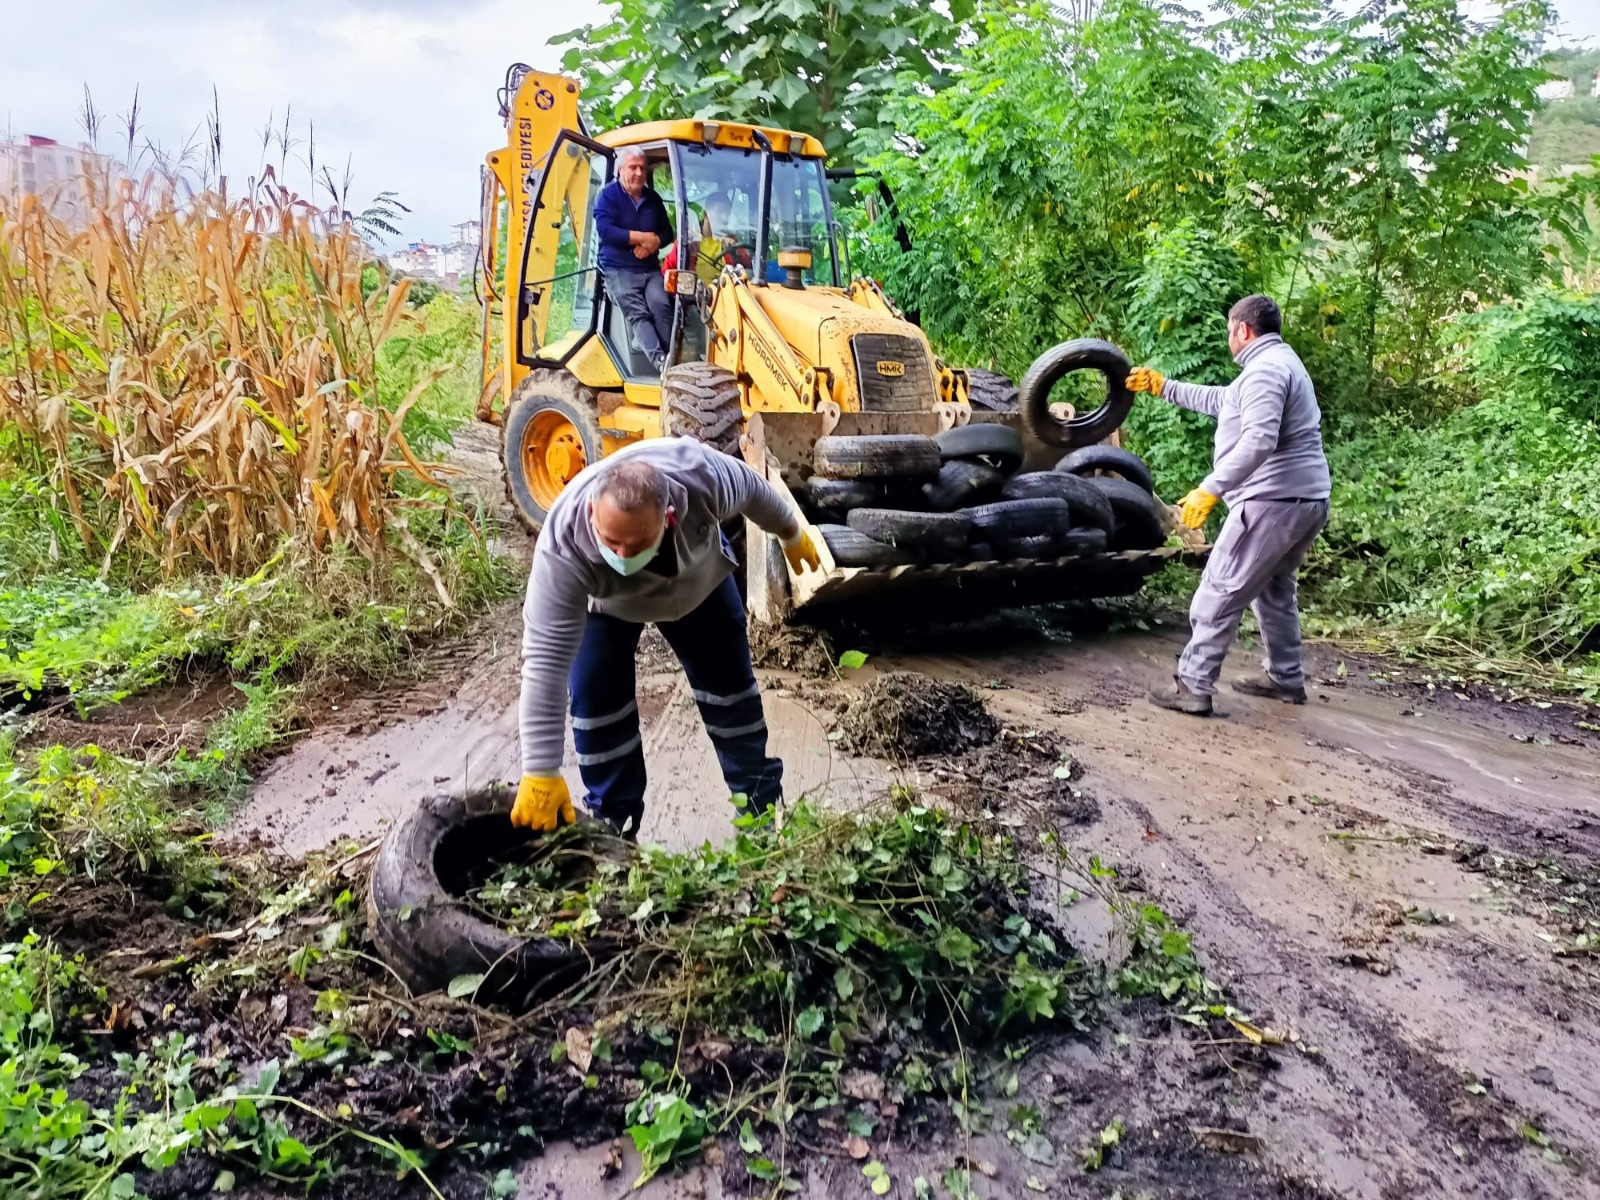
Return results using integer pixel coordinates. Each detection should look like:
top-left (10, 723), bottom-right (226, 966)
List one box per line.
top-left (594, 521), bottom-right (665, 576)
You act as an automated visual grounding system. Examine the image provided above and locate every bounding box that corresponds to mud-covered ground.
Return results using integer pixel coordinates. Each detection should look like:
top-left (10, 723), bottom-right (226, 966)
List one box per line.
top-left (43, 427), bottom-right (1594, 1198)
top-left (210, 548), bottom-right (1600, 1199)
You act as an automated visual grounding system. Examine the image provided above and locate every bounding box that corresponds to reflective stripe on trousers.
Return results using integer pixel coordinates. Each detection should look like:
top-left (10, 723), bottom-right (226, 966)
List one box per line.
top-left (568, 574), bottom-right (782, 826)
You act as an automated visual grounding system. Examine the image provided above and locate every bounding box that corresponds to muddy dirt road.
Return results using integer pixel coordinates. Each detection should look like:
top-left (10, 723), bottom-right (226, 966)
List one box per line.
top-left (231, 573), bottom-right (1600, 1199)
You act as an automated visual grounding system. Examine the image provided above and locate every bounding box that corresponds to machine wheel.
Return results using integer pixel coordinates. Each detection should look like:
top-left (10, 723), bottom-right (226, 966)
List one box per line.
top-left (846, 508), bottom-right (973, 555)
top-left (662, 362), bottom-right (744, 456)
top-left (1087, 477), bottom-right (1167, 550)
top-left (1000, 472), bottom-right (1115, 534)
top-left (813, 434), bottom-right (941, 481)
top-left (1054, 445), bottom-right (1154, 494)
top-left (966, 369), bottom-right (1020, 413)
top-left (817, 524), bottom-right (920, 568)
top-left (1057, 527), bottom-right (1110, 557)
top-left (502, 371), bottom-right (605, 533)
top-left (367, 788), bottom-right (628, 1006)
top-left (1019, 338), bottom-right (1135, 450)
top-left (962, 497), bottom-right (1073, 540)
top-left (923, 460), bottom-right (1005, 512)
top-left (933, 424), bottom-right (1024, 474)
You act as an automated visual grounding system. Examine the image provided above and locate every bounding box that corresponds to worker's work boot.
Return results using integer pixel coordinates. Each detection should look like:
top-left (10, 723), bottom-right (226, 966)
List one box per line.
top-left (1147, 679), bottom-right (1213, 716)
top-left (1231, 673), bottom-right (1308, 704)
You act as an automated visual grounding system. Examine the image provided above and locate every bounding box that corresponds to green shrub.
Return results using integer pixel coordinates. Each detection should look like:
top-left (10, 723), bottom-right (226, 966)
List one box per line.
top-left (1314, 392), bottom-right (1600, 664)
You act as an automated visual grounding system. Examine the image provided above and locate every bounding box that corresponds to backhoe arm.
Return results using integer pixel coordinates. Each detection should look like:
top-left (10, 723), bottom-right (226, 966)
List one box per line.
top-left (707, 272), bottom-right (831, 412)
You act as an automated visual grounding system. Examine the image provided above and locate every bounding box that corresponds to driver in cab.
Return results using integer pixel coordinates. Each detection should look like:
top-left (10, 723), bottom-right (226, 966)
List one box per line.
top-left (594, 147), bottom-right (676, 372)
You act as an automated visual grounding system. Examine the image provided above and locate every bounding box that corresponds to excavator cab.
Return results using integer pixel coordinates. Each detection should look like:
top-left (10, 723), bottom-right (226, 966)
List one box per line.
top-left (510, 130), bottom-right (845, 384)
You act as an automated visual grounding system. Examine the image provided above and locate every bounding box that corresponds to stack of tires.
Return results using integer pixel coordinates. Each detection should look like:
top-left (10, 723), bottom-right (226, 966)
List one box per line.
top-left (797, 427), bottom-right (1168, 569)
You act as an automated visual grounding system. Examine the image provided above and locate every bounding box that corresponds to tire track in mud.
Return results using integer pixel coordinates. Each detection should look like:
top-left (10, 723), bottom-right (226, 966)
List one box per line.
top-left (1104, 789), bottom-right (1579, 1199)
top-left (875, 630), bottom-right (1598, 1199)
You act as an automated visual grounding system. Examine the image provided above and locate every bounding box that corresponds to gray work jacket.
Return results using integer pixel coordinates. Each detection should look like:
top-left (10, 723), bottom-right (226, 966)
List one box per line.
top-left (518, 437), bottom-right (799, 774)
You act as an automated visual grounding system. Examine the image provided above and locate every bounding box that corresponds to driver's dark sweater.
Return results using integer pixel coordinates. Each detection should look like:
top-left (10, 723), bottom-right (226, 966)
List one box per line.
top-left (594, 179), bottom-right (674, 272)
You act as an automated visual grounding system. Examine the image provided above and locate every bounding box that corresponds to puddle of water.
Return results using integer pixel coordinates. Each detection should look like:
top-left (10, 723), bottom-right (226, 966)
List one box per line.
top-left (234, 676), bottom-right (889, 857)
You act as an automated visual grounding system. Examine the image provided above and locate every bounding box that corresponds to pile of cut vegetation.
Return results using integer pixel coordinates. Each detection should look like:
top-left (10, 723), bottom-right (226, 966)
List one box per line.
top-left (465, 798), bottom-right (1089, 1048)
top-left (834, 670), bottom-right (999, 758)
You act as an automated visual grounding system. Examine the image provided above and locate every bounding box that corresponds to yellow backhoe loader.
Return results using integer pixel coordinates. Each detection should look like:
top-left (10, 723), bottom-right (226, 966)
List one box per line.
top-left (474, 65), bottom-right (1199, 620)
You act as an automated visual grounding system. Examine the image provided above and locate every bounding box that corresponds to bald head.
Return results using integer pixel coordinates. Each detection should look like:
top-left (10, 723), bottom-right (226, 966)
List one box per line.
top-left (590, 459), bottom-right (669, 558)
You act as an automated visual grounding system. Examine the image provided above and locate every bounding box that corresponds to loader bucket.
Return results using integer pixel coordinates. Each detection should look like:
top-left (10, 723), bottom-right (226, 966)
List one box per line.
top-left (742, 411), bottom-right (1209, 624)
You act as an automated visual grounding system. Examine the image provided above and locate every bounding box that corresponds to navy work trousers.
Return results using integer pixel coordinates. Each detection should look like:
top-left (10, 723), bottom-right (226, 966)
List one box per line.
top-left (568, 574), bottom-right (781, 832)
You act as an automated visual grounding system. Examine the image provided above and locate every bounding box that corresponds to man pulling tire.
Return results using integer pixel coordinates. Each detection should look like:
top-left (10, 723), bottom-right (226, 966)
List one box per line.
top-left (513, 439), bottom-right (821, 837)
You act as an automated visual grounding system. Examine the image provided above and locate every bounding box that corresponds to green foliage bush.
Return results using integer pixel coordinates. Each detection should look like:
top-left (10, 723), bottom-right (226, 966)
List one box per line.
top-left (1315, 395), bottom-right (1600, 663)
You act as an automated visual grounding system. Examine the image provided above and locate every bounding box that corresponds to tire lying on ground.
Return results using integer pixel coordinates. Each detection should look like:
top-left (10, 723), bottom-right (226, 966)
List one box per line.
top-left (1053, 444), bottom-right (1154, 494)
top-left (817, 523), bottom-right (921, 567)
top-left (368, 788), bottom-right (627, 1007)
top-left (933, 423), bottom-right (1025, 475)
top-left (923, 459), bottom-right (1005, 512)
top-left (847, 508), bottom-right (973, 556)
top-left (999, 471), bottom-right (1115, 535)
top-left (965, 368), bottom-right (1020, 413)
top-left (962, 497), bottom-right (1074, 541)
top-left (813, 434), bottom-right (941, 481)
top-left (1086, 476), bottom-right (1167, 550)
top-left (1019, 338), bottom-right (1135, 450)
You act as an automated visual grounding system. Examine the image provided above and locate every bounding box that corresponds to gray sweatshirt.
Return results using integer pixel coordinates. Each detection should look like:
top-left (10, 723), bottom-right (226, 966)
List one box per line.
top-left (1161, 333), bottom-right (1331, 503)
top-left (518, 437), bottom-right (800, 775)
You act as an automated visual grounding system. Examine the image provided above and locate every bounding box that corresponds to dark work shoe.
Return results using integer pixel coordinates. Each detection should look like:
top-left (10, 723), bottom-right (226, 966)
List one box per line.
top-left (1231, 674), bottom-right (1308, 704)
top-left (1148, 680), bottom-right (1213, 716)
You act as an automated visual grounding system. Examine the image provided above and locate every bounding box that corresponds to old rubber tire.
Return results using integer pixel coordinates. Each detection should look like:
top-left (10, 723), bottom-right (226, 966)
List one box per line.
top-left (808, 477), bottom-right (888, 511)
top-left (999, 472), bottom-right (1115, 535)
top-left (1054, 445), bottom-right (1154, 494)
top-left (813, 434), bottom-right (941, 481)
top-left (367, 788), bottom-right (626, 1008)
top-left (1087, 476), bottom-right (1166, 550)
top-left (923, 460), bottom-right (1005, 512)
top-left (1057, 527), bottom-right (1109, 557)
top-left (846, 508), bottom-right (972, 555)
top-left (662, 362), bottom-right (744, 456)
top-left (1019, 339), bottom-right (1134, 450)
top-left (502, 371), bottom-right (605, 533)
top-left (933, 423), bottom-right (1024, 474)
top-left (966, 369), bottom-right (1019, 413)
top-left (818, 524), bottom-right (919, 567)
top-left (993, 533), bottom-right (1065, 560)
top-left (962, 497), bottom-right (1073, 540)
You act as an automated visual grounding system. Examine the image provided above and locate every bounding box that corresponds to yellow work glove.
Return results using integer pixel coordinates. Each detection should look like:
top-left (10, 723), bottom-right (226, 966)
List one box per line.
top-left (1126, 366), bottom-right (1166, 396)
top-left (782, 528), bottom-right (822, 573)
top-left (511, 773), bottom-right (576, 831)
top-left (1177, 488), bottom-right (1218, 530)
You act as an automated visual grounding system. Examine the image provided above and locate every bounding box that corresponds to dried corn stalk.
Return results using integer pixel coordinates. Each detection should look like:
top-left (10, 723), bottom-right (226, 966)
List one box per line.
top-left (0, 167), bottom-right (444, 577)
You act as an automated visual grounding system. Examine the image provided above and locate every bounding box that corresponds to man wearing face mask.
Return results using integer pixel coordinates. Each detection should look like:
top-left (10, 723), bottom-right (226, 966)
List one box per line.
top-left (512, 438), bottom-right (822, 837)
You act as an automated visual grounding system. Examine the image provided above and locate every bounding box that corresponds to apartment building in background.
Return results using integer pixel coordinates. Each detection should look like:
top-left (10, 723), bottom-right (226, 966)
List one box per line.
top-left (389, 219), bottom-right (482, 290)
top-left (0, 135), bottom-right (111, 228)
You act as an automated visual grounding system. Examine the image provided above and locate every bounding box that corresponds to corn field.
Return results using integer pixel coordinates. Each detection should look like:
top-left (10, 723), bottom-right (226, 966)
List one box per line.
top-left (0, 166), bottom-right (446, 578)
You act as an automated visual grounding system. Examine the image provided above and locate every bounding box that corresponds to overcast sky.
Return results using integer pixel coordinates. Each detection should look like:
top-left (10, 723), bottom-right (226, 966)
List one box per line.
top-left (3, 0), bottom-right (1597, 247)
